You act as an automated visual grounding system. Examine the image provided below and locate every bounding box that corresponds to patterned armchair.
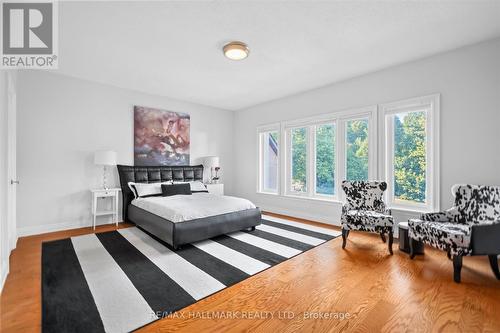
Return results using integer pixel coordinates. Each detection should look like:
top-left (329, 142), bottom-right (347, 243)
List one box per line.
top-left (341, 181), bottom-right (394, 254)
top-left (409, 184), bottom-right (500, 283)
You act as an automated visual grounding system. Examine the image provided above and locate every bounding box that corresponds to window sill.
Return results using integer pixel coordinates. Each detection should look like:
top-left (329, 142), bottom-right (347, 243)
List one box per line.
top-left (256, 191), bottom-right (280, 196)
top-left (389, 205), bottom-right (435, 214)
top-left (257, 191), bottom-right (342, 205)
top-left (283, 193), bottom-right (342, 205)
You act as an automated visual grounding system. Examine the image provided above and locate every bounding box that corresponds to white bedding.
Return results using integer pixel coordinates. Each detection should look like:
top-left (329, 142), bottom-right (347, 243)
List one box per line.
top-left (131, 193), bottom-right (256, 223)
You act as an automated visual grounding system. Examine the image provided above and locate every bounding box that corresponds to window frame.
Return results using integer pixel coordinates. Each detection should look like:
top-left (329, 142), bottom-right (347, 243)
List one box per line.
top-left (281, 105), bottom-right (378, 202)
top-left (379, 94), bottom-right (440, 213)
top-left (312, 121), bottom-right (337, 199)
top-left (340, 113), bottom-right (378, 201)
top-left (256, 123), bottom-right (281, 195)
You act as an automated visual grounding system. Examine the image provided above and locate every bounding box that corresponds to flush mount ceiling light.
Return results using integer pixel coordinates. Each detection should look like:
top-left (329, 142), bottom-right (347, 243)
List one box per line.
top-left (223, 41), bottom-right (249, 60)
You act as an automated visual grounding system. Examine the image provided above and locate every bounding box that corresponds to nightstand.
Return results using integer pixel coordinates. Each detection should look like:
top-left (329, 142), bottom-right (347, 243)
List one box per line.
top-left (205, 183), bottom-right (224, 195)
top-left (91, 188), bottom-right (121, 230)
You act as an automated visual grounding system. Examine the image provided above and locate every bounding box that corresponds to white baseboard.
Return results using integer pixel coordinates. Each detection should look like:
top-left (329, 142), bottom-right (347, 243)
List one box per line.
top-left (258, 203), bottom-right (341, 227)
top-left (260, 204), bottom-right (408, 237)
top-left (17, 220), bottom-right (125, 237)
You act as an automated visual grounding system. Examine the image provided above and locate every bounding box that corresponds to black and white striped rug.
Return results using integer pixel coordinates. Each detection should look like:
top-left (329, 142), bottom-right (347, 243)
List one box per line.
top-left (42, 215), bottom-right (340, 333)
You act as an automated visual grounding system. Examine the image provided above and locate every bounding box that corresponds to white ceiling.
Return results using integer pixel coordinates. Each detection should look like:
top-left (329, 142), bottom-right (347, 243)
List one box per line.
top-left (56, 1), bottom-right (500, 110)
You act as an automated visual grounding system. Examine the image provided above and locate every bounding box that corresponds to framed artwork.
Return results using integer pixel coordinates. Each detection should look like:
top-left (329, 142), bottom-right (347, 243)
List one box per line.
top-left (134, 105), bottom-right (190, 166)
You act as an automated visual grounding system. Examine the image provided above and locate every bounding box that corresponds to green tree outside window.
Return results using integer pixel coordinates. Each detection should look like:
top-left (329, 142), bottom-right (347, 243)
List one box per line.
top-left (315, 124), bottom-right (336, 195)
top-left (291, 127), bottom-right (307, 192)
top-left (394, 112), bottom-right (427, 203)
top-left (346, 119), bottom-right (369, 181)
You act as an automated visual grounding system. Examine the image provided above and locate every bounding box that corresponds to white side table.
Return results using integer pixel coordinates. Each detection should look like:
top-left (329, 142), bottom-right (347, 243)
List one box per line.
top-left (205, 183), bottom-right (224, 195)
top-left (91, 188), bottom-right (121, 230)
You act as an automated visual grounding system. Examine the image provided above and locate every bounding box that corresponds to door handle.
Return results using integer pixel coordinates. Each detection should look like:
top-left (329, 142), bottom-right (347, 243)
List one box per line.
top-left (10, 180), bottom-right (19, 185)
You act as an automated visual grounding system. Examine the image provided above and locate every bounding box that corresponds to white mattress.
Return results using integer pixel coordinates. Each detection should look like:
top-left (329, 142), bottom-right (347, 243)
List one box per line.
top-left (131, 193), bottom-right (257, 223)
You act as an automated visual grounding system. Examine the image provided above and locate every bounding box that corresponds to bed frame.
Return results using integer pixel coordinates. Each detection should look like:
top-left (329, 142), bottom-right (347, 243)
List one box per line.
top-left (117, 164), bottom-right (261, 249)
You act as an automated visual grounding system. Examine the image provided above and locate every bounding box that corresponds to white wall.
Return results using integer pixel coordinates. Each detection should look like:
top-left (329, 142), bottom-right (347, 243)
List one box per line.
top-left (16, 71), bottom-right (234, 236)
top-left (13, 38), bottom-right (500, 237)
top-left (233, 38), bottom-right (500, 225)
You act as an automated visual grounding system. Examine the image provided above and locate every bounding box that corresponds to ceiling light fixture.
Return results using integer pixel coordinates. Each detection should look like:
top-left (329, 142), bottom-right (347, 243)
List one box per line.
top-left (223, 41), bottom-right (249, 60)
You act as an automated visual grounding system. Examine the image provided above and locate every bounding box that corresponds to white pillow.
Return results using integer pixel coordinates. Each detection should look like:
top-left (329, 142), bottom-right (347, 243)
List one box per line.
top-left (189, 181), bottom-right (207, 192)
top-left (173, 180), bottom-right (207, 192)
top-left (132, 182), bottom-right (171, 198)
top-left (128, 182), bottom-right (138, 198)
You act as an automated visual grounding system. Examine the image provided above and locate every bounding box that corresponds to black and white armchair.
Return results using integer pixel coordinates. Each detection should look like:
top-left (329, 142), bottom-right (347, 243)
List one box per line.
top-left (341, 181), bottom-right (394, 255)
top-left (408, 184), bottom-right (500, 283)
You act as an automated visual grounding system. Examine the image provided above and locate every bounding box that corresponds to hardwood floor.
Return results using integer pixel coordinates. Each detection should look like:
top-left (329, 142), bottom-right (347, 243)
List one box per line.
top-left (0, 223), bottom-right (134, 333)
top-left (1, 213), bottom-right (499, 332)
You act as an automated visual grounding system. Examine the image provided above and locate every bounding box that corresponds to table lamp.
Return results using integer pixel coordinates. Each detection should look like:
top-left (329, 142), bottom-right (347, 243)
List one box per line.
top-left (94, 150), bottom-right (117, 190)
top-left (203, 156), bottom-right (220, 184)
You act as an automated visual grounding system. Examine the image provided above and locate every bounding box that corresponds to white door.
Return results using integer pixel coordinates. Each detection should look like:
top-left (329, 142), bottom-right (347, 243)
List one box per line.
top-left (7, 72), bottom-right (17, 251)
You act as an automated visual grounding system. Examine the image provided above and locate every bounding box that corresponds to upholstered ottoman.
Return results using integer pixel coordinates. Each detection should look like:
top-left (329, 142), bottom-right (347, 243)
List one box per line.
top-left (399, 222), bottom-right (424, 254)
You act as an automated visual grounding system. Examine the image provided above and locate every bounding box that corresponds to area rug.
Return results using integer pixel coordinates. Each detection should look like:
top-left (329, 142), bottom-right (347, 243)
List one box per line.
top-left (42, 215), bottom-right (340, 333)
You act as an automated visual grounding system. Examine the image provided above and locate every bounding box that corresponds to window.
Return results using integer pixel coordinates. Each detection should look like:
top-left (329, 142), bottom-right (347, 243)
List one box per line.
top-left (393, 111), bottom-right (427, 203)
top-left (315, 123), bottom-right (336, 195)
top-left (257, 97), bottom-right (437, 212)
top-left (282, 106), bottom-right (376, 200)
top-left (345, 118), bottom-right (369, 181)
top-left (381, 94), bottom-right (440, 212)
top-left (290, 127), bottom-right (308, 193)
top-left (258, 126), bottom-right (280, 194)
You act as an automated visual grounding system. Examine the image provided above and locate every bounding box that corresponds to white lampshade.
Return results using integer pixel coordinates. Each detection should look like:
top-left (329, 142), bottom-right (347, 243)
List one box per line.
top-left (203, 156), bottom-right (219, 168)
top-left (94, 151), bottom-right (117, 166)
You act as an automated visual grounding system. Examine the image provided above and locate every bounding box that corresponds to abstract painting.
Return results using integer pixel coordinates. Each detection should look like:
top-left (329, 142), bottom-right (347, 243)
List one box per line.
top-left (134, 106), bottom-right (190, 166)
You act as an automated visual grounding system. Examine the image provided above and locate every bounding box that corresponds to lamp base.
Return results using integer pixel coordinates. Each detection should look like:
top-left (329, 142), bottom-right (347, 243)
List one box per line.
top-left (102, 165), bottom-right (109, 190)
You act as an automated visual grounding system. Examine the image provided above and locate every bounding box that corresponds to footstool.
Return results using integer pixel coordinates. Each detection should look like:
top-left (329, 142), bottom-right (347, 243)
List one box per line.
top-left (398, 221), bottom-right (424, 254)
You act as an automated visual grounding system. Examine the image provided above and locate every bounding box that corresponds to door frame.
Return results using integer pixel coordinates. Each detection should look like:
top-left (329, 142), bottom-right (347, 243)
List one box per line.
top-left (7, 71), bottom-right (17, 252)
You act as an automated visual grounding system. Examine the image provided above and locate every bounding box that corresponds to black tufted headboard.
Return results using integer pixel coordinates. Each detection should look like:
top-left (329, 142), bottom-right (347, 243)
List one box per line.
top-left (117, 164), bottom-right (204, 221)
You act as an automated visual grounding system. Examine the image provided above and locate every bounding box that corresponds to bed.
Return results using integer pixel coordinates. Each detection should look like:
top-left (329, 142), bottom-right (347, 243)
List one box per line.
top-left (117, 164), bottom-right (261, 249)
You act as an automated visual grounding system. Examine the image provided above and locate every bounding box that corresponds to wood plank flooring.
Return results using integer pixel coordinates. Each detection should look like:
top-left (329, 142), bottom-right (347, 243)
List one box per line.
top-left (1, 213), bottom-right (499, 332)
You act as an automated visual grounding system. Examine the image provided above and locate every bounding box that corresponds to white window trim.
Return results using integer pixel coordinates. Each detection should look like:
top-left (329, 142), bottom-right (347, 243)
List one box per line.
top-left (312, 121), bottom-right (338, 199)
top-left (379, 94), bottom-right (440, 213)
top-left (281, 105), bottom-right (378, 202)
top-left (339, 111), bottom-right (378, 202)
top-left (256, 123), bottom-right (281, 195)
top-left (256, 96), bottom-right (439, 214)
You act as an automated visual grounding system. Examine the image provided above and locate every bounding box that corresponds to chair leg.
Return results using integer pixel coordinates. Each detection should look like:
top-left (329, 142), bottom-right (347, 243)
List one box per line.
top-left (342, 229), bottom-right (349, 249)
top-left (380, 232), bottom-right (386, 243)
top-left (409, 238), bottom-right (416, 259)
top-left (488, 255), bottom-right (500, 280)
top-left (453, 255), bottom-right (463, 283)
top-left (388, 232), bottom-right (393, 255)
